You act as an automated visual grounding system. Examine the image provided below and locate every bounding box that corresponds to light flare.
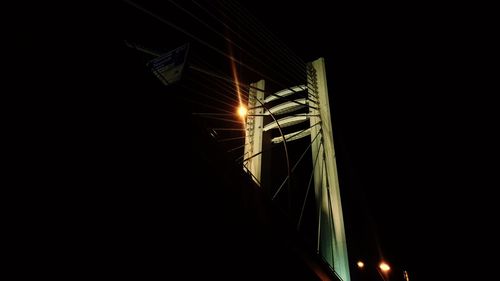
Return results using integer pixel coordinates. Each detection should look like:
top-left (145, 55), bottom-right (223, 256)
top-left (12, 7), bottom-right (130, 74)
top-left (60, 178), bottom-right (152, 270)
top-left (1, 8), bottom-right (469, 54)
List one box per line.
top-left (228, 44), bottom-right (246, 120)
top-left (238, 105), bottom-right (247, 118)
top-left (379, 262), bottom-right (391, 272)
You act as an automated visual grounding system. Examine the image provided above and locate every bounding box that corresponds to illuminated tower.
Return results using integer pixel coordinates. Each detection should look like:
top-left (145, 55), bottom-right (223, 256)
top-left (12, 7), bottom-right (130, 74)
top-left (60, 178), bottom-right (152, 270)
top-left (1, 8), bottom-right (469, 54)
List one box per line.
top-left (243, 58), bottom-right (350, 281)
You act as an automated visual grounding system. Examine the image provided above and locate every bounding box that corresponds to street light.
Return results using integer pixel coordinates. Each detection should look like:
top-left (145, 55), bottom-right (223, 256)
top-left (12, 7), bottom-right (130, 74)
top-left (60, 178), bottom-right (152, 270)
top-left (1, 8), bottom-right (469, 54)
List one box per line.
top-left (356, 259), bottom-right (410, 281)
top-left (379, 262), bottom-right (391, 272)
top-left (355, 260), bottom-right (391, 281)
top-left (237, 105), bottom-right (247, 118)
top-left (377, 261), bottom-right (391, 281)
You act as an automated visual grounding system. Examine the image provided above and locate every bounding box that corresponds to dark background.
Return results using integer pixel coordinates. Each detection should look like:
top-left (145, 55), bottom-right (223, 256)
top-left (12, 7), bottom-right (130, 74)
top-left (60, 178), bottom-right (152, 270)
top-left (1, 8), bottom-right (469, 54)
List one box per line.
top-left (258, 2), bottom-right (495, 281)
top-left (11, 1), bottom-right (492, 280)
top-left (244, 2), bottom-right (466, 280)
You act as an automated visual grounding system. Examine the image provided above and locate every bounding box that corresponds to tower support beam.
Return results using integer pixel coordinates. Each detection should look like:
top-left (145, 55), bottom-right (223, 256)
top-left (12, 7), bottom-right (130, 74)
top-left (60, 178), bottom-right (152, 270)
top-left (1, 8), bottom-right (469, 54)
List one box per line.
top-left (244, 80), bottom-right (265, 185)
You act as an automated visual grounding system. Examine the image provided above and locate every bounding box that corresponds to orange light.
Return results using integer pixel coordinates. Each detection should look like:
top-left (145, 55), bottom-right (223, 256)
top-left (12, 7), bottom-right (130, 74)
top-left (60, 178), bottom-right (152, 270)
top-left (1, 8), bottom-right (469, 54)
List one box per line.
top-left (379, 262), bottom-right (391, 272)
top-left (357, 261), bottom-right (365, 269)
top-left (404, 270), bottom-right (410, 281)
top-left (238, 105), bottom-right (247, 118)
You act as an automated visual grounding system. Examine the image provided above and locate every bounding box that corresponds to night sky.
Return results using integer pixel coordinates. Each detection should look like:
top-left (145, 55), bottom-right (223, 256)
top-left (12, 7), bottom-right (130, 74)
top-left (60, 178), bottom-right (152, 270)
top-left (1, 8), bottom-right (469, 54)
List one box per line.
top-left (243, 1), bottom-right (479, 280)
top-left (14, 1), bottom-right (488, 280)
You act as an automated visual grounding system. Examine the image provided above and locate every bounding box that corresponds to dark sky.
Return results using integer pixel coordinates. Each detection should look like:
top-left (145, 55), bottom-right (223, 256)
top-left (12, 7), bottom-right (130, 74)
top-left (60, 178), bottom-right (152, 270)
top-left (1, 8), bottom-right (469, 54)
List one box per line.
top-left (241, 1), bottom-right (475, 280)
top-left (15, 1), bottom-right (488, 280)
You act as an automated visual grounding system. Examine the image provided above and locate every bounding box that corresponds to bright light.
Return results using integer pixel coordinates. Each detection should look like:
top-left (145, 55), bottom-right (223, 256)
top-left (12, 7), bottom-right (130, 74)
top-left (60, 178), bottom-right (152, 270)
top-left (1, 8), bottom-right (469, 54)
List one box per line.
top-left (357, 261), bottom-right (365, 269)
top-left (379, 262), bottom-right (391, 272)
top-left (238, 105), bottom-right (247, 118)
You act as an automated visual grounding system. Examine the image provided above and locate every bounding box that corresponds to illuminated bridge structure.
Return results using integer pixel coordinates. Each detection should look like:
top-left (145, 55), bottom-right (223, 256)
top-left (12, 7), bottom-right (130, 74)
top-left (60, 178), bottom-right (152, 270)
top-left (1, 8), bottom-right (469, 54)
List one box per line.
top-left (118, 1), bottom-right (352, 280)
top-left (242, 58), bottom-right (350, 281)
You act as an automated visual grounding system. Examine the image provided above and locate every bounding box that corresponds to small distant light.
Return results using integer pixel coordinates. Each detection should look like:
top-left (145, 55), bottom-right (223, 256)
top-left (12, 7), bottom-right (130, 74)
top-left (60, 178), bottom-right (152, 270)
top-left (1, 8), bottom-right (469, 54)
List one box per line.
top-left (404, 270), bottom-right (410, 281)
top-left (357, 261), bottom-right (365, 269)
top-left (379, 262), bottom-right (391, 272)
top-left (238, 105), bottom-right (247, 118)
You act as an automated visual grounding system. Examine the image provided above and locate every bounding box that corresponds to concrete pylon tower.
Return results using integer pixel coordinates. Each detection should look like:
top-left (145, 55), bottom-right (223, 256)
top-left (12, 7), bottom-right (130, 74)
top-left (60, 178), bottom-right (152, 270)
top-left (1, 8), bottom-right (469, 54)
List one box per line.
top-left (308, 58), bottom-right (350, 281)
top-left (243, 80), bottom-right (265, 185)
top-left (243, 58), bottom-right (350, 281)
